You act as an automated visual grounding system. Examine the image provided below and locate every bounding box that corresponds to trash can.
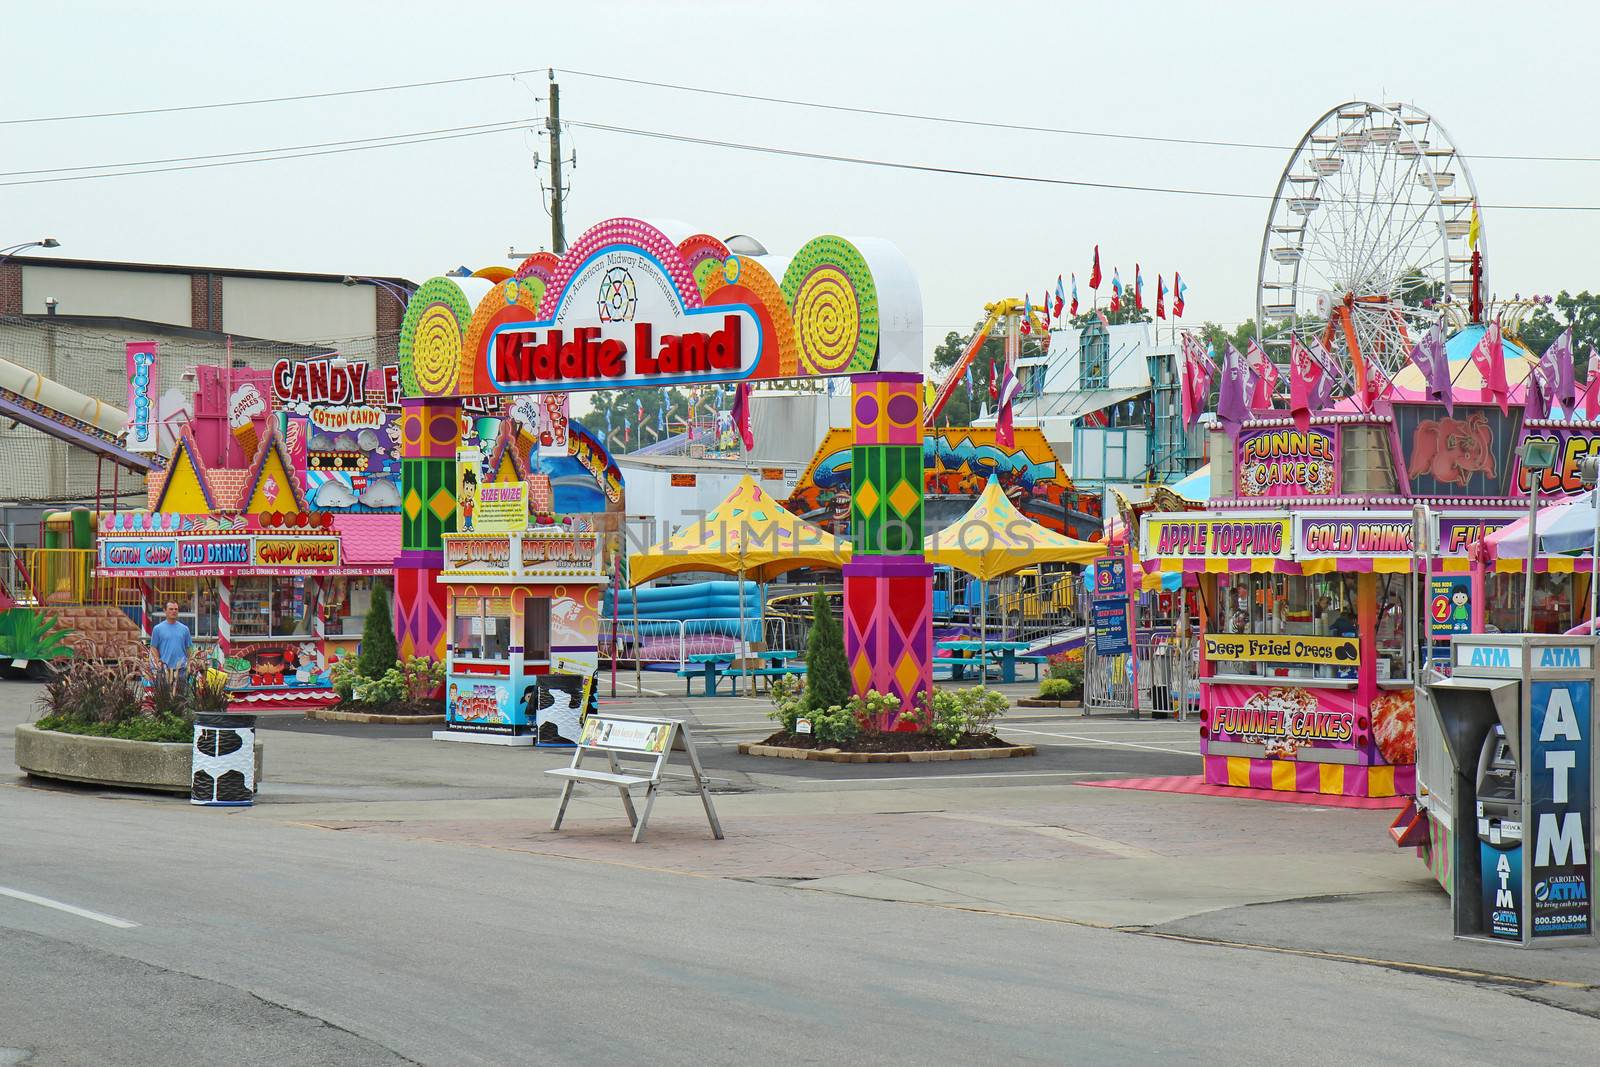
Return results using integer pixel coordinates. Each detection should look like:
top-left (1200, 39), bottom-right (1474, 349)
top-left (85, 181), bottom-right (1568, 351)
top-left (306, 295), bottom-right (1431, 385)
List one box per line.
top-left (192, 713), bottom-right (256, 806)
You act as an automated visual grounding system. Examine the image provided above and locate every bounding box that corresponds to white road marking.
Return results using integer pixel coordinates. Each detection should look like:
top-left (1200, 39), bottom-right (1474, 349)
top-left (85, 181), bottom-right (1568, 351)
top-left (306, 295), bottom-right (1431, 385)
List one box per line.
top-left (1002, 727), bottom-right (1202, 755)
top-left (0, 885), bottom-right (140, 928)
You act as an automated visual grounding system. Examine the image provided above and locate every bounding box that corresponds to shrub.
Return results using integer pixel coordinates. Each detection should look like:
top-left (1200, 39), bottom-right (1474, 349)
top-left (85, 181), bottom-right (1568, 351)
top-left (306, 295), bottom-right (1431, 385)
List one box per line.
top-left (912, 685), bottom-right (1009, 747)
top-left (768, 673), bottom-right (806, 734)
top-left (34, 714), bottom-right (193, 743)
top-left (802, 590), bottom-right (850, 712)
top-left (40, 657), bottom-right (143, 726)
top-left (353, 667), bottom-right (407, 707)
top-left (329, 651), bottom-right (360, 703)
top-left (1038, 677), bottom-right (1080, 701)
top-left (357, 581), bottom-right (399, 680)
top-left (1047, 650), bottom-right (1085, 680)
top-left (805, 701), bottom-right (860, 747)
top-left (398, 656), bottom-right (445, 703)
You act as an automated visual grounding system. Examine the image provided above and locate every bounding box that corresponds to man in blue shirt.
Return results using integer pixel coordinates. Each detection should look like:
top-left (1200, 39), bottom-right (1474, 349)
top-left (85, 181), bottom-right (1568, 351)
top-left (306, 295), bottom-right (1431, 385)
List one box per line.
top-left (149, 601), bottom-right (193, 681)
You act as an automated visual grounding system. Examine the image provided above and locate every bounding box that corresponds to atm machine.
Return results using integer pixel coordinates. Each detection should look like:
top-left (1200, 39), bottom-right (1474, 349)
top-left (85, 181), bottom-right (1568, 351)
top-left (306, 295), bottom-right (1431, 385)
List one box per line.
top-left (1415, 634), bottom-right (1595, 946)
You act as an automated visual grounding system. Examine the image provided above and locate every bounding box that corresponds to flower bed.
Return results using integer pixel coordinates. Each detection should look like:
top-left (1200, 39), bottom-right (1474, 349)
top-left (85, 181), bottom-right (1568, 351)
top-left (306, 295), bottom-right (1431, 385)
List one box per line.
top-left (748, 675), bottom-right (1028, 757)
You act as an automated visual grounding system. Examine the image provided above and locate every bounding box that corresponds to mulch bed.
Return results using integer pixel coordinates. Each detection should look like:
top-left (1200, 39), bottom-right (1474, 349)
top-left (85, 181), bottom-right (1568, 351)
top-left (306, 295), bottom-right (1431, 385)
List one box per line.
top-left (756, 729), bottom-right (1015, 752)
top-left (308, 698), bottom-right (445, 724)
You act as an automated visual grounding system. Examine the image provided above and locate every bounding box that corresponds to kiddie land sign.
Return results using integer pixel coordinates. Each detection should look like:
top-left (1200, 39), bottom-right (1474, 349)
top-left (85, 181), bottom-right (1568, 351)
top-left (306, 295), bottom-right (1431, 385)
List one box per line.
top-left (488, 249), bottom-right (762, 393)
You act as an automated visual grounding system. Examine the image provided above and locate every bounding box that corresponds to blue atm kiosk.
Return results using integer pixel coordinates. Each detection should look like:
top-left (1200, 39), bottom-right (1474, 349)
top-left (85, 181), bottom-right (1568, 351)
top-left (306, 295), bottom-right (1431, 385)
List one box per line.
top-left (1417, 635), bottom-right (1596, 946)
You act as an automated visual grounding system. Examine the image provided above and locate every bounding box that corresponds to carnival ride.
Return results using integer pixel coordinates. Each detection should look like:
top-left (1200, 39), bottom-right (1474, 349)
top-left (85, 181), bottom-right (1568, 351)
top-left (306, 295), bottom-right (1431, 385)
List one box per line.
top-left (1257, 101), bottom-right (1486, 389)
top-left (925, 297), bottom-right (1049, 425)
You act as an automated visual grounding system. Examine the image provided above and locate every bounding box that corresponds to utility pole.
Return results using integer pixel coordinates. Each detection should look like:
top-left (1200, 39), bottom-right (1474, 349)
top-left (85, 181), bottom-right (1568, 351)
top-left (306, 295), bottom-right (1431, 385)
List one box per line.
top-left (547, 69), bottom-right (565, 254)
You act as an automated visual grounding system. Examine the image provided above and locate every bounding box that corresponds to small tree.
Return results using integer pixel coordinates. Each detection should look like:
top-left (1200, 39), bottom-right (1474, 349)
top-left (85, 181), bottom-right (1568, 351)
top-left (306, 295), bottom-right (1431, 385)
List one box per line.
top-left (803, 590), bottom-right (850, 711)
top-left (358, 581), bottom-right (399, 680)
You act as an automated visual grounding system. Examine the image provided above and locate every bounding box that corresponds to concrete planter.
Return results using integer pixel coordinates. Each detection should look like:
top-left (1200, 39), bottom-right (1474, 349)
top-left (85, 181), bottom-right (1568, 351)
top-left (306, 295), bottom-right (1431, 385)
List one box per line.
top-left (14, 723), bottom-right (264, 795)
top-left (738, 741), bottom-right (1035, 764)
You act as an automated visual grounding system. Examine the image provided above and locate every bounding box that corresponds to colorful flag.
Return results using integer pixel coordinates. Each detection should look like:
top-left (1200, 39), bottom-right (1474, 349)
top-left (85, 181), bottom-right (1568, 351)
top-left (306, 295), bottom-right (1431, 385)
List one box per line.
top-left (1307, 340), bottom-right (1339, 411)
top-left (1089, 246), bottom-right (1102, 290)
top-left (1246, 339), bottom-right (1277, 407)
top-left (731, 381), bottom-right (754, 450)
top-left (1583, 347), bottom-right (1600, 420)
top-left (1179, 334), bottom-right (1197, 428)
top-left (1468, 202), bottom-right (1481, 250)
top-left (1134, 264), bottom-right (1144, 311)
top-left (1552, 327), bottom-right (1577, 415)
top-left (1289, 339), bottom-right (1324, 435)
top-left (1407, 323), bottom-right (1453, 415)
top-left (1021, 293), bottom-right (1032, 335)
top-left (1111, 268), bottom-right (1123, 312)
top-left (1470, 320), bottom-right (1510, 413)
top-left (1095, 309), bottom-right (1110, 333)
top-left (1156, 275), bottom-right (1167, 320)
top-left (1054, 275), bottom-right (1066, 319)
top-left (1070, 273), bottom-right (1079, 316)
top-left (996, 336), bottom-right (1020, 448)
top-left (1217, 343), bottom-right (1250, 437)
top-left (1173, 274), bottom-right (1187, 318)
top-left (1361, 357), bottom-right (1396, 412)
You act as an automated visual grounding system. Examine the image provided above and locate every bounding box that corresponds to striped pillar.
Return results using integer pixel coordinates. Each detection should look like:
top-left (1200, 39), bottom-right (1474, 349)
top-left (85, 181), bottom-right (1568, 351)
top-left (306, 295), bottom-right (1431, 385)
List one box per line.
top-left (217, 577), bottom-right (232, 659)
top-left (138, 579), bottom-right (155, 639)
top-left (842, 371), bottom-right (932, 728)
top-left (396, 397), bottom-right (459, 662)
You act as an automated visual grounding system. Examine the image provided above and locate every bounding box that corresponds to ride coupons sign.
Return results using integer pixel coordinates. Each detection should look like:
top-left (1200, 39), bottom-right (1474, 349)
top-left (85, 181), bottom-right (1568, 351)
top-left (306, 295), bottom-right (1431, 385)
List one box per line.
top-left (487, 249), bottom-right (763, 393)
top-left (1235, 427), bottom-right (1339, 498)
top-left (1141, 516), bottom-right (1291, 560)
top-left (1528, 679), bottom-right (1592, 937)
top-left (1204, 633), bottom-right (1360, 667)
top-left (1091, 599), bottom-right (1131, 656)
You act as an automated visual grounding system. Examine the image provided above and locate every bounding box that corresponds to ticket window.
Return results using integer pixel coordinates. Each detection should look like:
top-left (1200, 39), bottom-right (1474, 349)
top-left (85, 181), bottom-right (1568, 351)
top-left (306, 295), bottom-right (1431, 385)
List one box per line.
top-left (322, 577), bottom-right (386, 639)
top-left (1213, 572), bottom-right (1361, 680)
top-left (230, 577), bottom-right (315, 639)
top-left (152, 578), bottom-right (221, 639)
top-left (1485, 572), bottom-right (1577, 634)
top-left (523, 598), bottom-right (551, 663)
top-left (1375, 573), bottom-right (1413, 683)
top-left (453, 595), bottom-right (513, 661)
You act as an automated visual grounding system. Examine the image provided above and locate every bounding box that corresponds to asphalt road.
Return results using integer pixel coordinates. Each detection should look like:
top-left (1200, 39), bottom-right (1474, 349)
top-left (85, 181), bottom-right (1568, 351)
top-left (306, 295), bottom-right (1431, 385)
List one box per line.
top-left (3, 781), bottom-right (1596, 1066)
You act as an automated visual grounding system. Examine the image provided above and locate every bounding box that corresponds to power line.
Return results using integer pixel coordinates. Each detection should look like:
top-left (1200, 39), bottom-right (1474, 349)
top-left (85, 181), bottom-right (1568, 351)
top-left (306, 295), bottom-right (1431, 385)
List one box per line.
top-left (567, 121), bottom-right (1600, 213)
top-left (558, 68), bottom-right (1600, 165)
top-left (0, 118), bottom-right (539, 178)
top-left (0, 121), bottom-right (536, 188)
top-left (1, 69), bottom-right (543, 126)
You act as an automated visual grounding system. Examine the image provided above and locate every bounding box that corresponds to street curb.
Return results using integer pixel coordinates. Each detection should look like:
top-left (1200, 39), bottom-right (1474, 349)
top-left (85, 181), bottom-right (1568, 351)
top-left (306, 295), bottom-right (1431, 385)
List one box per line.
top-left (1016, 698), bottom-right (1082, 709)
top-left (736, 742), bottom-right (1036, 764)
top-left (305, 708), bottom-right (446, 725)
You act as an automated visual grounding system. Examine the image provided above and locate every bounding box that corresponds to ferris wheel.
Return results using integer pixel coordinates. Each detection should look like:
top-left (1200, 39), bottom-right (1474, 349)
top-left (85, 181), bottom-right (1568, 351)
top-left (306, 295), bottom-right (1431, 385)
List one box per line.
top-left (1256, 101), bottom-right (1487, 380)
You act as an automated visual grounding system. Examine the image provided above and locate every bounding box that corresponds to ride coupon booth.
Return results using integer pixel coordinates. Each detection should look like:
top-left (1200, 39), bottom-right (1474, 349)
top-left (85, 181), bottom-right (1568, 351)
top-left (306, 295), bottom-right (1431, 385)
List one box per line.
top-left (434, 523), bottom-right (607, 747)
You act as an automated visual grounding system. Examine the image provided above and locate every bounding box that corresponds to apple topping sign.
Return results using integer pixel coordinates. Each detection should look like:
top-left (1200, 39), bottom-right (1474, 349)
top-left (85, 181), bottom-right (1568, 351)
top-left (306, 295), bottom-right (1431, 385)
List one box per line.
top-left (488, 251), bottom-right (761, 392)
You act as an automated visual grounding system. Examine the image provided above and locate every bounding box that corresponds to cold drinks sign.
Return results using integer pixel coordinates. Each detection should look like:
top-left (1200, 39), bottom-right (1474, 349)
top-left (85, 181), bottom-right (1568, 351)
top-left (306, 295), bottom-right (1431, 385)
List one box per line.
top-left (488, 250), bottom-right (763, 393)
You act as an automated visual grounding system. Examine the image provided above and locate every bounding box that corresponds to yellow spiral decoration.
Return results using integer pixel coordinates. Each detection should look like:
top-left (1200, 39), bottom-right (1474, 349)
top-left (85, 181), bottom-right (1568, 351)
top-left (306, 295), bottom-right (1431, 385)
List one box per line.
top-left (782, 236), bottom-right (879, 375)
top-left (792, 266), bottom-right (860, 374)
top-left (411, 305), bottom-right (462, 396)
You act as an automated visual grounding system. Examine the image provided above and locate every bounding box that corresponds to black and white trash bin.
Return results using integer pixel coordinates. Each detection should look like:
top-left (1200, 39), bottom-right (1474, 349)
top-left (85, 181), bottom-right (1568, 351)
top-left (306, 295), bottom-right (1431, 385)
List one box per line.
top-left (192, 713), bottom-right (257, 806)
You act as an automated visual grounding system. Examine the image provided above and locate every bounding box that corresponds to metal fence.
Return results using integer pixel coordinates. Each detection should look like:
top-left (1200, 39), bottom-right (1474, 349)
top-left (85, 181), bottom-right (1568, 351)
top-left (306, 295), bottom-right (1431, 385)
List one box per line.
top-left (1085, 628), bottom-right (1196, 719)
top-left (600, 617), bottom-right (792, 670)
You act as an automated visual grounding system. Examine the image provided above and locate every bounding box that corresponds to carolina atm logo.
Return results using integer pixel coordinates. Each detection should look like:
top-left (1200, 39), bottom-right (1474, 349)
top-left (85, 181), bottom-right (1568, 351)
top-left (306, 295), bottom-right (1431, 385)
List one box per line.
top-left (1535, 877), bottom-right (1588, 903)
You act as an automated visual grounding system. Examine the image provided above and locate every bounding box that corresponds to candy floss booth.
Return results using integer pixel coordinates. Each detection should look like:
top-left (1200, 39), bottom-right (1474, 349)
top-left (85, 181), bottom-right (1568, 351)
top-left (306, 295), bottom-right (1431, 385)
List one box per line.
top-left (1139, 409), bottom-right (1565, 799)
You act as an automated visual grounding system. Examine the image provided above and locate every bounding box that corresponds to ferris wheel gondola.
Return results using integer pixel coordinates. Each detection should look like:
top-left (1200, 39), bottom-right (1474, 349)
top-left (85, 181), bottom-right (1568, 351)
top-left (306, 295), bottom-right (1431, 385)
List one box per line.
top-left (1256, 101), bottom-right (1486, 389)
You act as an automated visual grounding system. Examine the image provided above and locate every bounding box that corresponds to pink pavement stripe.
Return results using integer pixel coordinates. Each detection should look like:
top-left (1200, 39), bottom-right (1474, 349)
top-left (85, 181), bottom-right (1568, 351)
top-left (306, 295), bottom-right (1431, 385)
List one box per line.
top-left (1079, 775), bottom-right (1409, 809)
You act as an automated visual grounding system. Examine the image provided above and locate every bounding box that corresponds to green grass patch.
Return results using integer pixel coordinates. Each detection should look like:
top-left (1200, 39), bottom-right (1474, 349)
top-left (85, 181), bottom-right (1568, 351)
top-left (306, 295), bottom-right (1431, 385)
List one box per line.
top-left (34, 714), bottom-right (194, 744)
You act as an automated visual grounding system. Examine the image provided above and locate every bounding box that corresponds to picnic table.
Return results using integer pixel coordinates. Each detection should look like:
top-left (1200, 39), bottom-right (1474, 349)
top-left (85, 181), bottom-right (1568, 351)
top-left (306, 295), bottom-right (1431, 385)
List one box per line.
top-left (935, 640), bottom-right (1038, 684)
top-left (680, 650), bottom-right (804, 696)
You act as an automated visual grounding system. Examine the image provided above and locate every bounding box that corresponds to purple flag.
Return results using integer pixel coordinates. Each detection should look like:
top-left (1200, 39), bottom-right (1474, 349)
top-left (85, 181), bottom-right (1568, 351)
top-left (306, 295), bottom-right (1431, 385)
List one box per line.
top-left (1525, 350), bottom-right (1552, 419)
top-left (1550, 327), bottom-right (1577, 415)
top-left (1217, 342), bottom-right (1251, 437)
top-left (1307, 341), bottom-right (1338, 411)
top-left (1408, 324), bottom-right (1453, 414)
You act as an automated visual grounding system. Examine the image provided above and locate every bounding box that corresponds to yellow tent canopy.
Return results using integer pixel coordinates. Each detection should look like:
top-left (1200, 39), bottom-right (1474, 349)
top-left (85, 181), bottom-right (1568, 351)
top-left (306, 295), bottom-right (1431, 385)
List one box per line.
top-left (628, 475), bottom-right (852, 586)
top-left (925, 477), bottom-right (1106, 580)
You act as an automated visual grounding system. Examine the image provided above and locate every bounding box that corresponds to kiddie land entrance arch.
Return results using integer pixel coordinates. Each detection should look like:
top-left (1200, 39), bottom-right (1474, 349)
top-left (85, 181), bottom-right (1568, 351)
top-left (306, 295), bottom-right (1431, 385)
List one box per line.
top-left (393, 217), bottom-right (936, 713)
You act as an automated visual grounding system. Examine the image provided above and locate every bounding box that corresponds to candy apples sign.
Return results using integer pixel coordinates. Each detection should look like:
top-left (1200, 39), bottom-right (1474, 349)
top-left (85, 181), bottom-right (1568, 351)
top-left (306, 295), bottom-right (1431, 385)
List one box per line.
top-left (487, 250), bottom-right (763, 393)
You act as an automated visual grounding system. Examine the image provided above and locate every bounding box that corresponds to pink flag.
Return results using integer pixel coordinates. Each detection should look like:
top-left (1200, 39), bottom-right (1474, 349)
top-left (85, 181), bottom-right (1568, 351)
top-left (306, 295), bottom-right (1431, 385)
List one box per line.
top-left (1583, 347), bottom-right (1600, 420)
top-left (1246, 339), bottom-right (1277, 408)
top-left (731, 381), bottom-right (754, 451)
top-left (1470, 320), bottom-right (1509, 413)
top-left (1289, 340), bottom-right (1323, 436)
top-left (1179, 336), bottom-right (1197, 428)
top-left (1361, 358), bottom-right (1396, 412)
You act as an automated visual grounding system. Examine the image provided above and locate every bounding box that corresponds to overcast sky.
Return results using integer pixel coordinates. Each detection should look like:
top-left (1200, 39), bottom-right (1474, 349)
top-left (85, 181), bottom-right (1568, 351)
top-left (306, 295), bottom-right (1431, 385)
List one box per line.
top-left (5, 1), bottom-right (1597, 354)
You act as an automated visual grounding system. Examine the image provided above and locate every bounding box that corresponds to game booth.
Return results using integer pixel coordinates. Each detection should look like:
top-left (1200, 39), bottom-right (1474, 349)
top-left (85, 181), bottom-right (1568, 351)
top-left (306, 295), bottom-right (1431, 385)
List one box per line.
top-left (1141, 400), bottom-right (1599, 801)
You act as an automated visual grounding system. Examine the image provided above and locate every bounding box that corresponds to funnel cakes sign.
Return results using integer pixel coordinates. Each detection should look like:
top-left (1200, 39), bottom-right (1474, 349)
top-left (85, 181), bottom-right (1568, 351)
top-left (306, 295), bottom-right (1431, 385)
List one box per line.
top-left (1236, 427), bottom-right (1339, 498)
